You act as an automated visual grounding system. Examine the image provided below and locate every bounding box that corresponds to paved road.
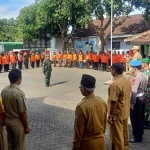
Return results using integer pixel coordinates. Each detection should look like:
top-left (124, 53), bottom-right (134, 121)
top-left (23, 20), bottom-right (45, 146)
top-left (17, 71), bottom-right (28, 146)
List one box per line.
top-left (0, 66), bottom-right (150, 150)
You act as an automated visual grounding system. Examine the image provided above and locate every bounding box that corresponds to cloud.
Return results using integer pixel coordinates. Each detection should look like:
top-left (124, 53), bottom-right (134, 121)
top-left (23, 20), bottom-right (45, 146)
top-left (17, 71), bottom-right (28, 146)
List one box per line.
top-left (0, 0), bottom-right (35, 19)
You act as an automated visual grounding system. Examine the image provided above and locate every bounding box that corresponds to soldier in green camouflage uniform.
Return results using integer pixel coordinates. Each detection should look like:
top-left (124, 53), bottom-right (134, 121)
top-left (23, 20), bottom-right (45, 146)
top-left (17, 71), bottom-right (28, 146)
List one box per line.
top-left (141, 58), bottom-right (150, 128)
top-left (43, 55), bottom-right (52, 87)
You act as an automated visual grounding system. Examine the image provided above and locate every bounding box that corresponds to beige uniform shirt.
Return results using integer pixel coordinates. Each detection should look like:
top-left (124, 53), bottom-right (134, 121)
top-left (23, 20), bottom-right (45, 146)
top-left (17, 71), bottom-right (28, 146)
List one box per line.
top-left (132, 52), bottom-right (142, 60)
top-left (107, 74), bottom-right (131, 121)
top-left (73, 94), bottom-right (107, 150)
top-left (1, 84), bottom-right (27, 118)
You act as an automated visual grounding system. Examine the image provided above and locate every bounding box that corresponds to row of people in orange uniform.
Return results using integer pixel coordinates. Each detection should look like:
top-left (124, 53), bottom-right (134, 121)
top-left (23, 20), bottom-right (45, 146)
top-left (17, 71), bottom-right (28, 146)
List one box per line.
top-left (51, 50), bottom-right (133, 71)
top-left (0, 51), bottom-right (45, 72)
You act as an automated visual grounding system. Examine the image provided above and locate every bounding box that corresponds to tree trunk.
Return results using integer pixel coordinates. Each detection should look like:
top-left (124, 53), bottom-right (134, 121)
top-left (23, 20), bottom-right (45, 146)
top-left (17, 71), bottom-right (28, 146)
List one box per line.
top-left (100, 36), bottom-right (105, 53)
top-left (61, 30), bottom-right (65, 53)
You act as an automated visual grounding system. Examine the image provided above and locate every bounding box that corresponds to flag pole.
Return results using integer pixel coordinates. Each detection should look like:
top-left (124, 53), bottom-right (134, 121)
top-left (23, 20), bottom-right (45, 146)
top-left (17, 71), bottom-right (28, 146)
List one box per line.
top-left (110, 0), bottom-right (113, 80)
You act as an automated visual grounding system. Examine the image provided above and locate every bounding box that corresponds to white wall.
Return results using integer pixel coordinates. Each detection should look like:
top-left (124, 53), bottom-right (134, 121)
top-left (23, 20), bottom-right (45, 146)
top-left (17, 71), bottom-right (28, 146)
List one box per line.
top-left (105, 38), bottom-right (134, 52)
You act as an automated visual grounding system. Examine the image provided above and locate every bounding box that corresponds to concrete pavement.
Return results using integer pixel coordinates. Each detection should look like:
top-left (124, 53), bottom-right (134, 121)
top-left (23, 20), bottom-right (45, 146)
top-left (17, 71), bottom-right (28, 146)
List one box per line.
top-left (0, 66), bottom-right (150, 150)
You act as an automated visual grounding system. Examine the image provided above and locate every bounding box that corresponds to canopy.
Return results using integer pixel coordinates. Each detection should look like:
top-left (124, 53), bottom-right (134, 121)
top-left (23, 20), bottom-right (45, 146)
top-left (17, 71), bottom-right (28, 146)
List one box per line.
top-left (0, 42), bottom-right (23, 52)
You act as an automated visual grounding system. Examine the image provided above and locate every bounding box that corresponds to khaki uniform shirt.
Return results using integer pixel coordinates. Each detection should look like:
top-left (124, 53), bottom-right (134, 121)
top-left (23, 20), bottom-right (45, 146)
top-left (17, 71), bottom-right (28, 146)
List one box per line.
top-left (73, 94), bottom-right (107, 150)
top-left (1, 84), bottom-right (27, 118)
top-left (107, 74), bottom-right (131, 121)
top-left (130, 71), bottom-right (147, 106)
top-left (132, 52), bottom-right (142, 60)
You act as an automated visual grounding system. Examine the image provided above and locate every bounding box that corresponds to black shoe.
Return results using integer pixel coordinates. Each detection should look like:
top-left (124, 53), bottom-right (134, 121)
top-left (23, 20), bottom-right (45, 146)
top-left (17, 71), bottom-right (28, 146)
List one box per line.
top-left (129, 137), bottom-right (142, 143)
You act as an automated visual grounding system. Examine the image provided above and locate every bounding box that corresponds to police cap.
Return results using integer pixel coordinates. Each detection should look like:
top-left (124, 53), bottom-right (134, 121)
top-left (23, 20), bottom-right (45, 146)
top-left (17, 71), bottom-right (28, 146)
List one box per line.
top-left (130, 60), bottom-right (141, 67)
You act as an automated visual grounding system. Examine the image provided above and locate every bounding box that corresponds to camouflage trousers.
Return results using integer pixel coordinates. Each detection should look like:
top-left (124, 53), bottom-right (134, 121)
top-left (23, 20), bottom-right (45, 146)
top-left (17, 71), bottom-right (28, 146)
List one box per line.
top-left (44, 72), bottom-right (51, 87)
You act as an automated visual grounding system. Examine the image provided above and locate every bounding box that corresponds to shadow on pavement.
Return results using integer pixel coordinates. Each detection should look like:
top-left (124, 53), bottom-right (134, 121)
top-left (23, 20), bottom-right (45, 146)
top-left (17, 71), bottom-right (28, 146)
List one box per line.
top-left (51, 81), bottom-right (68, 86)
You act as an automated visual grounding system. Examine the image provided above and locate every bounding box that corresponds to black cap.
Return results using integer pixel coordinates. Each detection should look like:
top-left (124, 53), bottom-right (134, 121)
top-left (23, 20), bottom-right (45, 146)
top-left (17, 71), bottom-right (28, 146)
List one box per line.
top-left (111, 63), bottom-right (124, 73)
top-left (81, 74), bottom-right (96, 88)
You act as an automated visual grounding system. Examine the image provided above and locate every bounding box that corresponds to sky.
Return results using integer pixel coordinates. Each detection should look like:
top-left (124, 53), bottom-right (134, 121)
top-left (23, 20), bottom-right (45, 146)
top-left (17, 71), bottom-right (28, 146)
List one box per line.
top-left (0, 0), bottom-right (143, 19)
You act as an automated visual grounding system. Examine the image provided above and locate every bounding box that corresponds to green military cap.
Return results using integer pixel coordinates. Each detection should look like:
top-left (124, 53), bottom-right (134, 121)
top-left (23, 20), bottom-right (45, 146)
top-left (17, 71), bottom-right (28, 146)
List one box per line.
top-left (141, 58), bottom-right (150, 63)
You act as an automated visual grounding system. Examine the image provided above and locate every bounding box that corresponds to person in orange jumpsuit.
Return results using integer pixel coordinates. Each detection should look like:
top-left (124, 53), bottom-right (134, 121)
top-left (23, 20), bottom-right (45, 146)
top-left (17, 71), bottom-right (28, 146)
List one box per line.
top-left (5, 52), bottom-right (10, 70)
top-left (117, 51), bottom-right (122, 63)
top-left (2, 54), bottom-right (9, 72)
top-left (35, 52), bottom-right (40, 67)
top-left (40, 52), bottom-right (45, 67)
top-left (58, 51), bottom-right (63, 67)
top-left (94, 52), bottom-right (99, 70)
top-left (72, 74), bottom-right (107, 150)
top-left (120, 51), bottom-right (126, 71)
top-left (73, 51), bottom-right (78, 68)
top-left (68, 51), bottom-right (73, 68)
top-left (99, 51), bottom-right (102, 67)
top-left (63, 51), bottom-right (68, 67)
top-left (78, 51), bottom-right (84, 69)
top-left (52, 52), bottom-right (57, 67)
top-left (101, 52), bottom-right (108, 71)
top-left (10, 52), bottom-right (16, 69)
top-left (0, 53), bottom-right (2, 73)
top-left (85, 51), bottom-right (90, 69)
top-left (112, 51), bottom-right (118, 64)
top-left (30, 53), bottom-right (35, 68)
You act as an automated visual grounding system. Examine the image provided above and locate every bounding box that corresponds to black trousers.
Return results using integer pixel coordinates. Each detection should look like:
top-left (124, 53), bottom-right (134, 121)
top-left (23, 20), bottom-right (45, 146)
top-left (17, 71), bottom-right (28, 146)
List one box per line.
top-left (18, 61), bottom-right (22, 70)
top-left (94, 62), bottom-right (98, 70)
top-left (36, 60), bottom-right (40, 67)
top-left (130, 96), bottom-right (146, 140)
top-left (86, 60), bottom-right (90, 69)
top-left (41, 59), bottom-right (44, 66)
top-left (24, 60), bottom-right (29, 69)
top-left (73, 60), bottom-right (78, 68)
top-left (102, 63), bottom-right (107, 71)
top-left (4, 64), bottom-right (9, 71)
top-left (0, 64), bottom-right (2, 72)
top-left (31, 62), bottom-right (35, 68)
top-left (99, 59), bottom-right (101, 66)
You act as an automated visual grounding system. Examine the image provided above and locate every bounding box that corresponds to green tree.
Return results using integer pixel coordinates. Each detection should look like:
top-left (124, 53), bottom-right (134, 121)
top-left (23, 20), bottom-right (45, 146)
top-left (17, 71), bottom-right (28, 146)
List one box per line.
top-left (17, 4), bottom-right (39, 42)
top-left (88, 0), bottom-right (146, 52)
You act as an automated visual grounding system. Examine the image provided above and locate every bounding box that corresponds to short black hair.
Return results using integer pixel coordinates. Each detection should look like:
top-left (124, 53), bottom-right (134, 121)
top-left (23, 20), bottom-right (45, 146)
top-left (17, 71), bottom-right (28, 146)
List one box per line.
top-left (8, 69), bottom-right (22, 83)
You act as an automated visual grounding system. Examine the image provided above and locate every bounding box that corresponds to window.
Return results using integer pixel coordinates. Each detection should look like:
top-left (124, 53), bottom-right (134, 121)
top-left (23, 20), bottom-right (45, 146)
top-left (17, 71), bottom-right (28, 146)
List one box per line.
top-left (112, 42), bottom-right (120, 50)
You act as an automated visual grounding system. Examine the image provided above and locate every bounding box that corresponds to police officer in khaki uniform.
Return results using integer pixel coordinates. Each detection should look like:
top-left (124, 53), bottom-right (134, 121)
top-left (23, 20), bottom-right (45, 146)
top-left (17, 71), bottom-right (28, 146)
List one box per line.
top-left (72, 74), bottom-right (107, 150)
top-left (132, 46), bottom-right (142, 60)
top-left (125, 51), bottom-right (131, 74)
top-left (1, 69), bottom-right (30, 150)
top-left (0, 97), bottom-right (7, 150)
top-left (129, 60), bottom-right (147, 143)
top-left (107, 63), bottom-right (131, 150)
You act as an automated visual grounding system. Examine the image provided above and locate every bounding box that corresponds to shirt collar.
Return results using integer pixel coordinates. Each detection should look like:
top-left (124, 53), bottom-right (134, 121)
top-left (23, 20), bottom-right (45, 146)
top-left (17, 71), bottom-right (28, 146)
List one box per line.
top-left (83, 93), bottom-right (95, 100)
top-left (10, 83), bottom-right (19, 89)
top-left (114, 74), bottom-right (123, 80)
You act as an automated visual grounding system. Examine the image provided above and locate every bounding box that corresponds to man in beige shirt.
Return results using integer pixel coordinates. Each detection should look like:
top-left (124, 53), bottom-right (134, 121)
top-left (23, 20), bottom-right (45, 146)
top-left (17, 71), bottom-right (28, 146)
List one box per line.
top-left (107, 63), bottom-right (131, 150)
top-left (132, 46), bottom-right (142, 60)
top-left (1, 69), bottom-right (30, 150)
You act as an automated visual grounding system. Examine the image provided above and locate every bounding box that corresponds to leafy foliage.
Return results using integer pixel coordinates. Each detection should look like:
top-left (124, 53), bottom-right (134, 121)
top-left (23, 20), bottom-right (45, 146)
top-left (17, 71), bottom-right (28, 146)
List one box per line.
top-left (0, 18), bottom-right (22, 42)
